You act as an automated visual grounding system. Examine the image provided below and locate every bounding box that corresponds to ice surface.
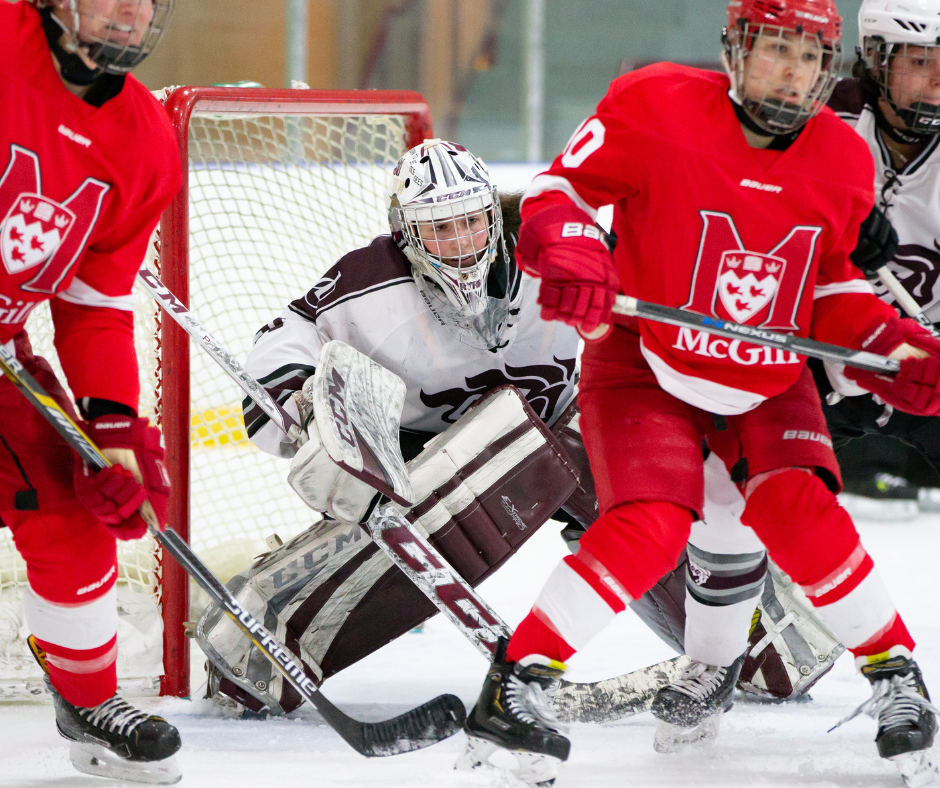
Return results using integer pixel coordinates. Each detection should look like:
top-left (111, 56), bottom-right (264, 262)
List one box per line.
top-left (3, 510), bottom-right (939, 787)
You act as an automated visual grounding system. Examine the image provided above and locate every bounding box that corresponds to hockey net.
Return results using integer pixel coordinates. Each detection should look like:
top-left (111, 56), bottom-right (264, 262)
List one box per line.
top-left (0, 86), bottom-right (432, 699)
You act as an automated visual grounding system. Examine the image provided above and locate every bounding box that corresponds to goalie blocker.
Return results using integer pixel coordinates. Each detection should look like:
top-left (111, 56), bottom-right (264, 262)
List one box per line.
top-left (196, 385), bottom-right (580, 714)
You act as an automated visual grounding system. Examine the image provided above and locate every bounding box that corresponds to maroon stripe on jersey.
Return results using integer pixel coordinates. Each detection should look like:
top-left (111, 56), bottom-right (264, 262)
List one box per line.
top-left (290, 237), bottom-right (413, 321)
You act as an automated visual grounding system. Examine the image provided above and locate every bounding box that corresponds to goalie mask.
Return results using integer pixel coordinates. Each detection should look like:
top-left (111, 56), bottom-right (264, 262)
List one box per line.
top-left (36, 0), bottom-right (174, 83)
top-left (388, 139), bottom-right (517, 351)
top-left (857, 0), bottom-right (940, 141)
top-left (723, 0), bottom-right (843, 135)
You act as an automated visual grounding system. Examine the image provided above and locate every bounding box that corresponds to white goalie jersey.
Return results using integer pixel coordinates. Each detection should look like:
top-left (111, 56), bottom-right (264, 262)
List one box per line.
top-left (243, 235), bottom-right (580, 458)
top-left (830, 79), bottom-right (940, 323)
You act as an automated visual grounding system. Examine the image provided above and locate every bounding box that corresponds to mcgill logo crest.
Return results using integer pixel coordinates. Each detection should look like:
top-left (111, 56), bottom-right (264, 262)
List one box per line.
top-left (684, 211), bottom-right (821, 331)
top-left (0, 145), bottom-right (109, 294)
top-left (1, 194), bottom-right (75, 275)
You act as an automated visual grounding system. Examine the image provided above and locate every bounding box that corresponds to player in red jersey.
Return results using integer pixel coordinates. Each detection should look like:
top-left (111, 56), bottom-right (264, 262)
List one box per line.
top-left (0, 0), bottom-right (181, 783)
top-left (459, 2), bottom-right (940, 786)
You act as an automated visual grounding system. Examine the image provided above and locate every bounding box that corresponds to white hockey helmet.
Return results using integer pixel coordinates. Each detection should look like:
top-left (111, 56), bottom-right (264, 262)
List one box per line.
top-left (858, 0), bottom-right (940, 137)
top-left (723, 0), bottom-right (843, 134)
top-left (388, 139), bottom-right (517, 350)
top-left (36, 0), bottom-right (175, 77)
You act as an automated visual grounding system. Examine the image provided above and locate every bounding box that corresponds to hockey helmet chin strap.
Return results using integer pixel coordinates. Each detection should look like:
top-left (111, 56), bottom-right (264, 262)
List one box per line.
top-left (40, 6), bottom-right (103, 86)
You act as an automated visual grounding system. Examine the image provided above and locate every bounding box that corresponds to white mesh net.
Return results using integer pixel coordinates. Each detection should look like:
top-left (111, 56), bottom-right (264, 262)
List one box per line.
top-left (0, 89), bottom-right (418, 698)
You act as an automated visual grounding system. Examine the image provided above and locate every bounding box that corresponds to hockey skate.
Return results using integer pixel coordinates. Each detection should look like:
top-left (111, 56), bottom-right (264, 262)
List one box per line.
top-left (457, 638), bottom-right (570, 786)
top-left (650, 655), bottom-right (745, 753)
top-left (29, 635), bottom-right (182, 784)
top-left (833, 654), bottom-right (940, 788)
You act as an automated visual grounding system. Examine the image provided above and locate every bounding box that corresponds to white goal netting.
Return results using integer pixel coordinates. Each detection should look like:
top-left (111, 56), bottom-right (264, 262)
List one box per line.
top-left (0, 88), bottom-right (422, 698)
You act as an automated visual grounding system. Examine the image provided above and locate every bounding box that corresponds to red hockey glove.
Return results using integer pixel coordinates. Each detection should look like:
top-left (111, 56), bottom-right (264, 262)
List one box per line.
top-left (516, 203), bottom-right (619, 340)
top-left (73, 416), bottom-right (171, 540)
top-left (845, 318), bottom-right (940, 416)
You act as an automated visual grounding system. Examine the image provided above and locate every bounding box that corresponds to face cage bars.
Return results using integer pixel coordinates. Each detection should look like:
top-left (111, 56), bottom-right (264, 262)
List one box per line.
top-left (400, 192), bottom-right (503, 315)
top-left (727, 22), bottom-right (842, 134)
top-left (862, 39), bottom-right (940, 137)
top-left (68, 0), bottom-right (175, 74)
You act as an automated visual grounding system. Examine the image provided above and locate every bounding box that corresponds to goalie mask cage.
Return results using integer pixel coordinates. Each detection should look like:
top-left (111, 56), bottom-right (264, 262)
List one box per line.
top-left (0, 87), bottom-right (432, 700)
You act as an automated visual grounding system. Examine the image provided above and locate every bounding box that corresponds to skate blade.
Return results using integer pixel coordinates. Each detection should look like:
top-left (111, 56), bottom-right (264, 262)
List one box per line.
top-left (891, 750), bottom-right (940, 788)
top-left (69, 741), bottom-right (182, 785)
top-left (653, 714), bottom-right (721, 754)
top-left (456, 735), bottom-right (562, 786)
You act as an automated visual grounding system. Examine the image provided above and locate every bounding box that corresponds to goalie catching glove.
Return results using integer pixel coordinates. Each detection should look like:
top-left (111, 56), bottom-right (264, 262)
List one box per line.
top-left (287, 395), bottom-right (381, 523)
top-left (515, 202), bottom-right (619, 341)
top-left (73, 415), bottom-right (171, 540)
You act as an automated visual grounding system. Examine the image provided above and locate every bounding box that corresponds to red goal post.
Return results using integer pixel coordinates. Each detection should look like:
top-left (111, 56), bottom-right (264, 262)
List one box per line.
top-left (155, 87), bottom-right (432, 698)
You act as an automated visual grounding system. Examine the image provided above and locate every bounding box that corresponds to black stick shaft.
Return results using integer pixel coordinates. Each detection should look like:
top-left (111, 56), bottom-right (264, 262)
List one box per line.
top-left (614, 295), bottom-right (900, 374)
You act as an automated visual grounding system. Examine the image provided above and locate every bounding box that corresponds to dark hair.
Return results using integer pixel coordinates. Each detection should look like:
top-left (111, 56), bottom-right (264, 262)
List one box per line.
top-left (499, 192), bottom-right (523, 242)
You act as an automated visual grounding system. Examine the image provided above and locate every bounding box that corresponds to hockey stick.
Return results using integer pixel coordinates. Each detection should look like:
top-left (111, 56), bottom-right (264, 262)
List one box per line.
top-left (612, 295), bottom-right (901, 374)
top-left (876, 265), bottom-right (939, 338)
top-left (0, 344), bottom-right (464, 757)
top-left (367, 504), bottom-right (684, 722)
top-left (553, 654), bottom-right (689, 724)
top-left (139, 270), bottom-right (684, 723)
top-left (136, 267), bottom-right (302, 442)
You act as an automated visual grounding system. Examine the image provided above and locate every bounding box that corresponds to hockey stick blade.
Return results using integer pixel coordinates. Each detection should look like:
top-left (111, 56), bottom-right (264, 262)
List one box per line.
top-left (0, 347), bottom-right (464, 756)
top-left (156, 528), bottom-right (465, 757)
top-left (553, 655), bottom-right (689, 724)
top-left (614, 295), bottom-right (900, 374)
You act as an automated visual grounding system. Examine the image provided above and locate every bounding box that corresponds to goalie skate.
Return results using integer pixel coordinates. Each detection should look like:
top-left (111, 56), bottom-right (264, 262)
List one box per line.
top-left (650, 655), bottom-right (745, 753)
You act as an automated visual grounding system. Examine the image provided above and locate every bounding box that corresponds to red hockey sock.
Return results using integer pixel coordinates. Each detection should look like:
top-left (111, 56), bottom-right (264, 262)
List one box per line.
top-left (36, 635), bottom-right (118, 708)
top-left (508, 611), bottom-right (576, 664)
top-left (743, 469), bottom-right (912, 654)
top-left (507, 501), bottom-right (692, 665)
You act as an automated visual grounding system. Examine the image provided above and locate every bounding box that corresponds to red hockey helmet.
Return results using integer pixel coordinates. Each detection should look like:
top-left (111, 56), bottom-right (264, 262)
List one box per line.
top-left (727, 0), bottom-right (841, 43)
top-left (724, 0), bottom-right (843, 134)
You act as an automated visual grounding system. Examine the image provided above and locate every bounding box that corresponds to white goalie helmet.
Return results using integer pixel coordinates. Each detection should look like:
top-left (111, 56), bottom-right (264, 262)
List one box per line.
top-left (388, 139), bottom-right (516, 350)
top-left (858, 0), bottom-right (940, 137)
top-left (37, 0), bottom-right (175, 75)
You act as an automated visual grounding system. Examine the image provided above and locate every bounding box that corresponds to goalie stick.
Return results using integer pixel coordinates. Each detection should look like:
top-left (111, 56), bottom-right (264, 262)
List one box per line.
top-left (140, 268), bottom-right (680, 724)
top-left (613, 294), bottom-right (901, 374)
top-left (367, 505), bottom-right (684, 723)
top-left (0, 344), bottom-right (464, 757)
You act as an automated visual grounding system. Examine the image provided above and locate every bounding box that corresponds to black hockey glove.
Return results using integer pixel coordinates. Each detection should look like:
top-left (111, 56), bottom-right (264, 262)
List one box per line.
top-left (850, 205), bottom-right (898, 279)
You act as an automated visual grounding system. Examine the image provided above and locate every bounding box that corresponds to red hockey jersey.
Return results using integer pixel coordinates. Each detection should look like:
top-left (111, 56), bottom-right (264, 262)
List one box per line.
top-left (0, 2), bottom-right (180, 410)
top-left (522, 63), bottom-right (896, 414)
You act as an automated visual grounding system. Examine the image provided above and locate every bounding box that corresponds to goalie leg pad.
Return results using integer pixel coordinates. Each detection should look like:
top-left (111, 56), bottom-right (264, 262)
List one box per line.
top-left (200, 385), bottom-right (579, 713)
top-left (738, 561), bottom-right (846, 701)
